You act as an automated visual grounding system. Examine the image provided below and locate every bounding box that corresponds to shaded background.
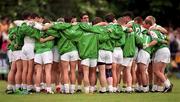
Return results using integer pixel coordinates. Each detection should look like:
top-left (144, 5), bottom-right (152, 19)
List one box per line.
top-left (0, 0), bottom-right (180, 28)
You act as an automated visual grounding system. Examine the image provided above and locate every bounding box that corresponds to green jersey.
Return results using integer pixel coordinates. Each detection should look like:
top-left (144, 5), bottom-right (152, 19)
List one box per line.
top-left (34, 30), bottom-right (54, 54)
top-left (8, 26), bottom-right (24, 51)
top-left (150, 30), bottom-right (168, 51)
top-left (100, 23), bottom-right (122, 51)
top-left (47, 22), bottom-right (77, 55)
top-left (140, 28), bottom-right (155, 55)
top-left (123, 23), bottom-right (143, 57)
top-left (123, 32), bottom-right (136, 57)
top-left (19, 23), bottom-right (43, 40)
top-left (8, 27), bottom-right (17, 51)
top-left (62, 22), bottom-right (110, 59)
top-left (107, 23), bottom-right (125, 48)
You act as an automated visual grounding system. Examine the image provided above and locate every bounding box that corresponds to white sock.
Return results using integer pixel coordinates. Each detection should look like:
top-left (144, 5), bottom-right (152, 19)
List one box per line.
top-left (22, 84), bottom-right (27, 90)
top-left (84, 86), bottom-right (89, 93)
top-left (64, 84), bottom-right (69, 93)
top-left (126, 86), bottom-right (132, 92)
top-left (140, 86), bottom-right (144, 91)
top-left (157, 86), bottom-right (164, 92)
top-left (46, 87), bottom-right (52, 92)
top-left (117, 85), bottom-right (121, 92)
top-left (15, 84), bottom-right (21, 90)
top-left (40, 83), bottom-right (46, 90)
top-left (89, 86), bottom-right (95, 93)
top-left (70, 84), bottom-right (75, 94)
top-left (7, 84), bottom-right (14, 90)
top-left (152, 85), bottom-right (158, 91)
top-left (36, 87), bottom-right (41, 92)
top-left (100, 87), bottom-right (106, 92)
top-left (27, 85), bottom-right (33, 91)
top-left (108, 85), bottom-right (113, 92)
top-left (143, 86), bottom-right (149, 92)
top-left (164, 79), bottom-right (171, 88)
top-left (77, 85), bottom-right (82, 90)
top-left (113, 87), bottom-right (117, 92)
top-left (134, 85), bottom-right (139, 91)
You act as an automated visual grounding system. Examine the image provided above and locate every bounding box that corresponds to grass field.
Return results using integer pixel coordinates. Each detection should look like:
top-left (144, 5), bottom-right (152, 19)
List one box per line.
top-left (0, 78), bottom-right (180, 102)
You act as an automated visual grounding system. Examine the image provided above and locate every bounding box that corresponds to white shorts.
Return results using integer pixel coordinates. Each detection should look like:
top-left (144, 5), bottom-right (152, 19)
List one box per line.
top-left (81, 58), bottom-right (97, 67)
top-left (61, 50), bottom-right (79, 61)
top-left (121, 57), bottom-right (133, 67)
top-left (52, 46), bottom-right (60, 62)
top-left (137, 49), bottom-right (150, 66)
top-left (7, 50), bottom-right (13, 62)
top-left (21, 43), bottom-right (35, 60)
top-left (34, 51), bottom-right (53, 64)
top-left (113, 47), bottom-right (123, 64)
top-left (153, 47), bottom-right (170, 63)
top-left (98, 50), bottom-right (113, 64)
top-left (12, 50), bottom-right (23, 62)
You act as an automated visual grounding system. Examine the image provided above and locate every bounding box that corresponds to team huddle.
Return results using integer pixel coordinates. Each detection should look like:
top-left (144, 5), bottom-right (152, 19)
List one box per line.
top-left (5, 12), bottom-right (173, 94)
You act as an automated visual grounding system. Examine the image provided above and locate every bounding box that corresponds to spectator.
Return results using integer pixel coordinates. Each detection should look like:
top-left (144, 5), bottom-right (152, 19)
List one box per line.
top-left (0, 16), bottom-right (10, 80)
top-left (0, 16), bottom-right (10, 52)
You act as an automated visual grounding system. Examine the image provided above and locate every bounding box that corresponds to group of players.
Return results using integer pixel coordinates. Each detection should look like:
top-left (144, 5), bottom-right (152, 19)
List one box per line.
top-left (5, 12), bottom-right (173, 94)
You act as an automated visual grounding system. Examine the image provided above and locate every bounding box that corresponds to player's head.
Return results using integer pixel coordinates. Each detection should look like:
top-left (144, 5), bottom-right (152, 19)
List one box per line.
top-left (145, 15), bottom-right (156, 25)
top-left (105, 13), bottom-right (116, 23)
top-left (122, 11), bottom-right (133, 23)
top-left (80, 13), bottom-right (89, 22)
top-left (31, 13), bottom-right (40, 22)
top-left (134, 16), bottom-right (143, 25)
top-left (22, 12), bottom-right (32, 20)
top-left (57, 17), bottom-right (64, 23)
top-left (64, 16), bottom-right (72, 23)
top-left (144, 19), bottom-right (153, 29)
top-left (92, 17), bottom-right (103, 25)
top-left (71, 15), bottom-right (77, 23)
top-left (117, 17), bottom-right (126, 26)
top-left (1, 16), bottom-right (10, 24)
top-left (43, 18), bottom-right (51, 24)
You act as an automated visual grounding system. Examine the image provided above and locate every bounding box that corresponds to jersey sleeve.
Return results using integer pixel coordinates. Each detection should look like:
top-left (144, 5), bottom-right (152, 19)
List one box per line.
top-left (150, 30), bottom-right (165, 43)
top-left (62, 25), bottom-right (83, 41)
top-left (46, 27), bottom-right (59, 38)
top-left (52, 23), bottom-right (72, 30)
top-left (96, 26), bottom-right (111, 42)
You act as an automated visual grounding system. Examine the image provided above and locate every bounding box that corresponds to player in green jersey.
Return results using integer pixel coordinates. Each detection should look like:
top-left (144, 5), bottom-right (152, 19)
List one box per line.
top-left (144, 19), bottom-right (173, 93)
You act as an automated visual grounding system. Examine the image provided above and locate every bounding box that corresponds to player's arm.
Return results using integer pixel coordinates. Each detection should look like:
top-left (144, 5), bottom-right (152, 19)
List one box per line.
top-left (156, 26), bottom-right (168, 34)
top-left (40, 36), bottom-right (55, 43)
top-left (143, 31), bottom-right (158, 48)
top-left (150, 25), bottom-right (168, 34)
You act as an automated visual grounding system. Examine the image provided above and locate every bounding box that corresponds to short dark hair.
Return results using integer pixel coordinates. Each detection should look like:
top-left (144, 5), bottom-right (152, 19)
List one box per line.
top-left (64, 16), bottom-right (72, 23)
top-left (122, 11), bottom-right (133, 18)
top-left (92, 17), bottom-right (103, 25)
top-left (31, 13), bottom-right (40, 19)
top-left (134, 16), bottom-right (143, 24)
top-left (80, 13), bottom-right (88, 19)
top-left (43, 18), bottom-right (50, 24)
top-left (145, 19), bottom-right (153, 26)
top-left (105, 13), bottom-right (115, 23)
top-left (22, 11), bottom-right (31, 20)
top-left (72, 15), bottom-right (76, 18)
top-left (1, 16), bottom-right (9, 22)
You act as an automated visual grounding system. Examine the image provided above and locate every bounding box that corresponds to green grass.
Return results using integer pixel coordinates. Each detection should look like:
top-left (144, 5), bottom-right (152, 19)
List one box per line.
top-left (0, 78), bottom-right (180, 102)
